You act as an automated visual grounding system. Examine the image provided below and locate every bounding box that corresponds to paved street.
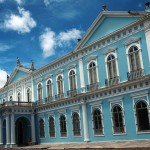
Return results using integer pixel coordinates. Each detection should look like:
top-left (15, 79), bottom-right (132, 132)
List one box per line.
top-left (2, 140), bottom-right (150, 149)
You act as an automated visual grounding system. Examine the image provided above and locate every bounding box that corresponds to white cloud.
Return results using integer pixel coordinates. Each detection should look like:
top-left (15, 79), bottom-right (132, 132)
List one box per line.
top-left (44, 0), bottom-right (67, 6)
top-left (3, 7), bottom-right (36, 34)
top-left (0, 69), bottom-right (7, 88)
top-left (39, 28), bottom-right (56, 58)
top-left (15, 0), bottom-right (24, 5)
top-left (39, 28), bottom-right (83, 58)
top-left (0, 43), bottom-right (13, 52)
top-left (0, 0), bottom-right (5, 3)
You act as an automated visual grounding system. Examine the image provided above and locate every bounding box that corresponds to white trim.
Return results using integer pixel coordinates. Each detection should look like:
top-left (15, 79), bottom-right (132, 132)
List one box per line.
top-left (37, 82), bottom-right (43, 101)
top-left (46, 78), bottom-right (53, 98)
top-left (56, 74), bottom-right (64, 95)
top-left (130, 91), bottom-right (148, 98)
top-left (109, 97), bottom-right (123, 103)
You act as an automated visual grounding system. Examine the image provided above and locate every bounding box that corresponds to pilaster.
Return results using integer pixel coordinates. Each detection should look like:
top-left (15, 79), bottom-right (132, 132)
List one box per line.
top-left (6, 114), bottom-right (10, 145)
top-left (81, 100), bottom-right (90, 142)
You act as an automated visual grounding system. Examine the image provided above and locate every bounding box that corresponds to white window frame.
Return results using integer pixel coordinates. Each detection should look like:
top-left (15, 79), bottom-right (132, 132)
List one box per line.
top-left (26, 87), bottom-right (31, 102)
top-left (48, 115), bottom-right (56, 138)
top-left (37, 82), bottom-right (43, 101)
top-left (56, 74), bottom-right (64, 95)
top-left (46, 78), bottom-right (53, 98)
top-left (126, 43), bottom-right (144, 72)
top-left (87, 60), bottom-right (99, 85)
top-left (105, 52), bottom-right (119, 79)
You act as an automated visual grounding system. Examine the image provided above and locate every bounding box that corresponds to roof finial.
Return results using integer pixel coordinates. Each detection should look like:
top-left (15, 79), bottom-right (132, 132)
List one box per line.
top-left (102, 5), bottom-right (107, 11)
top-left (17, 57), bottom-right (22, 67)
top-left (7, 75), bottom-right (9, 82)
top-left (31, 60), bottom-right (35, 71)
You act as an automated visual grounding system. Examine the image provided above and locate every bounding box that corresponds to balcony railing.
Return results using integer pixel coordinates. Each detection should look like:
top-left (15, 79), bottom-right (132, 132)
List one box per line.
top-left (67, 89), bottom-right (78, 97)
top-left (0, 101), bottom-right (32, 108)
top-left (86, 82), bottom-right (99, 92)
top-left (105, 76), bottom-right (119, 86)
top-left (45, 96), bottom-right (53, 103)
top-left (55, 93), bottom-right (64, 100)
top-left (37, 99), bottom-right (43, 105)
top-left (127, 69), bottom-right (144, 81)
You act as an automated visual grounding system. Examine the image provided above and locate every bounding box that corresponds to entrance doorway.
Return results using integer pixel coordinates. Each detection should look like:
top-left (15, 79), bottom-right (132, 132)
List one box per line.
top-left (15, 117), bottom-right (31, 146)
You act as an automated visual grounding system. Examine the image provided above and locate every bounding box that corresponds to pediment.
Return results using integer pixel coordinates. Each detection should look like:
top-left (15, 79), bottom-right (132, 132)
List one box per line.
top-left (74, 11), bottom-right (144, 50)
top-left (8, 67), bottom-right (31, 84)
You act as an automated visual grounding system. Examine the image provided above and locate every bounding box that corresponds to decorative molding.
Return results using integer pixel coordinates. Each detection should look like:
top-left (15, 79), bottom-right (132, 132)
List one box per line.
top-left (67, 64), bottom-right (77, 70)
top-left (89, 102), bottom-right (102, 106)
top-left (55, 69), bottom-right (63, 75)
top-left (103, 47), bottom-right (117, 55)
top-left (109, 97), bottom-right (123, 103)
top-left (45, 74), bottom-right (53, 80)
top-left (130, 91), bottom-right (148, 98)
top-left (86, 55), bottom-right (98, 62)
top-left (36, 78), bottom-right (43, 83)
top-left (69, 106), bottom-right (80, 110)
top-left (123, 37), bottom-right (141, 46)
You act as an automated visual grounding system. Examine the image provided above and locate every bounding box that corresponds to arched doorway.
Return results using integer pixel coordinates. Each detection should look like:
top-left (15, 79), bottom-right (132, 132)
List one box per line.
top-left (15, 117), bottom-right (31, 146)
top-left (2, 120), bottom-right (6, 145)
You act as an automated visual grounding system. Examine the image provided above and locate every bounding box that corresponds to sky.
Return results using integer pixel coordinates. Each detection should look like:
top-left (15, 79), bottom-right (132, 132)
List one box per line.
top-left (0, 0), bottom-right (148, 88)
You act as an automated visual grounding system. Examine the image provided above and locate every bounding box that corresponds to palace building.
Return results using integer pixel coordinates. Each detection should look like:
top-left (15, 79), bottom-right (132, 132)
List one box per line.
top-left (0, 3), bottom-right (150, 147)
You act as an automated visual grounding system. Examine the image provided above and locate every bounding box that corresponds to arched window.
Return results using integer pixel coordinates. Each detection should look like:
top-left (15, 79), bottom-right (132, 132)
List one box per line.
top-left (128, 46), bottom-right (141, 71)
top-left (112, 105), bottom-right (125, 134)
top-left (69, 70), bottom-right (76, 90)
top-left (88, 62), bottom-right (97, 84)
top-left (39, 118), bottom-right (45, 138)
top-left (57, 75), bottom-right (64, 96)
top-left (72, 112), bottom-right (81, 136)
top-left (47, 80), bottom-right (52, 101)
top-left (93, 109), bottom-right (103, 135)
top-left (107, 54), bottom-right (117, 79)
top-left (60, 115), bottom-right (67, 137)
top-left (38, 83), bottom-right (42, 101)
top-left (18, 92), bottom-right (21, 102)
top-left (27, 88), bottom-right (31, 102)
top-left (135, 101), bottom-right (150, 131)
top-left (10, 96), bottom-right (13, 101)
top-left (49, 116), bottom-right (55, 137)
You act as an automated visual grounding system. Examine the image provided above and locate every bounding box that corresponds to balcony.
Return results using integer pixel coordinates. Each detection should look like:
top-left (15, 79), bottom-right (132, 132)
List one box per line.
top-left (55, 93), bottom-right (64, 100)
top-left (0, 101), bottom-right (32, 109)
top-left (67, 89), bottom-right (78, 97)
top-left (86, 82), bottom-right (99, 92)
top-left (105, 76), bottom-right (119, 86)
top-left (37, 99), bottom-right (43, 105)
top-left (45, 96), bottom-right (53, 103)
top-left (127, 69), bottom-right (144, 81)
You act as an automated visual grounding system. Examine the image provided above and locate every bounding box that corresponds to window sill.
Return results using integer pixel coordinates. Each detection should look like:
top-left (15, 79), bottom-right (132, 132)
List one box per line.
top-left (113, 133), bottom-right (126, 136)
top-left (73, 135), bottom-right (82, 138)
top-left (50, 136), bottom-right (56, 139)
top-left (137, 131), bottom-right (150, 134)
top-left (94, 134), bottom-right (105, 137)
top-left (60, 136), bottom-right (68, 138)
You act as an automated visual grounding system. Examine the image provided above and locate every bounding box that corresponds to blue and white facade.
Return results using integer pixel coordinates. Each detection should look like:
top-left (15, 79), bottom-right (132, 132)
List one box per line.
top-left (0, 5), bottom-right (150, 147)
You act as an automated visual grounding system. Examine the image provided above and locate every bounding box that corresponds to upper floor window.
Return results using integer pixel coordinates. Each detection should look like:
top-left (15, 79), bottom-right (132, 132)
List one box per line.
top-left (38, 83), bottom-right (42, 101)
top-left (92, 109), bottom-right (103, 135)
top-left (49, 116), bottom-right (55, 137)
top-left (112, 105), bottom-right (125, 134)
top-left (128, 46), bottom-right (141, 71)
top-left (27, 88), bottom-right (31, 102)
top-left (47, 80), bottom-right (53, 98)
top-left (72, 112), bottom-right (81, 136)
top-left (135, 101), bottom-right (150, 132)
top-left (57, 75), bottom-right (64, 94)
top-left (18, 92), bottom-right (21, 102)
top-left (107, 54), bottom-right (117, 79)
top-left (88, 62), bottom-right (97, 84)
top-left (69, 70), bottom-right (76, 90)
top-left (60, 115), bottom-right (67, 137)
top-left (39, 118), bottom-right (45, 138)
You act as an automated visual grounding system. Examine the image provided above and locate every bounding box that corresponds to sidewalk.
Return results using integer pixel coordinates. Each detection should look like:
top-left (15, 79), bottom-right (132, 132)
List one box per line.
top-left (19, 140), bottom-right (150, 149)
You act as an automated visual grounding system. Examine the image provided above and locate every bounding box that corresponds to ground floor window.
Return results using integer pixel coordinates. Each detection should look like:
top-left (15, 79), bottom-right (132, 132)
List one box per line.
top-left (60, 115), bottom-right (67, 137)
top-left (72, 112), bottom-right (81, 136)
top-left (135, 101), bottom-right (150, 132)
top-left (39, 118), bottom-right (45, 138)
top-left (112, 105), bottom-right (125, 134)
top-left (49, 116), bottom-right (55, 137)
top-left (93, 109), bottom-right (103, 135)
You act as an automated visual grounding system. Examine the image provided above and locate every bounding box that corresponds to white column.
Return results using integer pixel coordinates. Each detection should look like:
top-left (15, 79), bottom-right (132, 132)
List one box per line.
top-left (81, 100), bottom-right (90, 142)
top-left (144, 20), bottom-right (150, 65)
top-left (79, 58), bottom-right (85, 92)
top-left (11, 113), bottom-right (15, 145)
top-left (6, 114), bottom-right (10, 145)
top-left (31, 113), bottom-right (36, 143)
top-left (0, 117), bottom-right (3, 145)
top-left (31, 77), bottom-right (34, 102)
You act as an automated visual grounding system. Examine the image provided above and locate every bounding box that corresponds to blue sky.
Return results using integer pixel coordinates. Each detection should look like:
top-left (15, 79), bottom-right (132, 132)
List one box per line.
top-left (0, 0), bottom-right (148, 87)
